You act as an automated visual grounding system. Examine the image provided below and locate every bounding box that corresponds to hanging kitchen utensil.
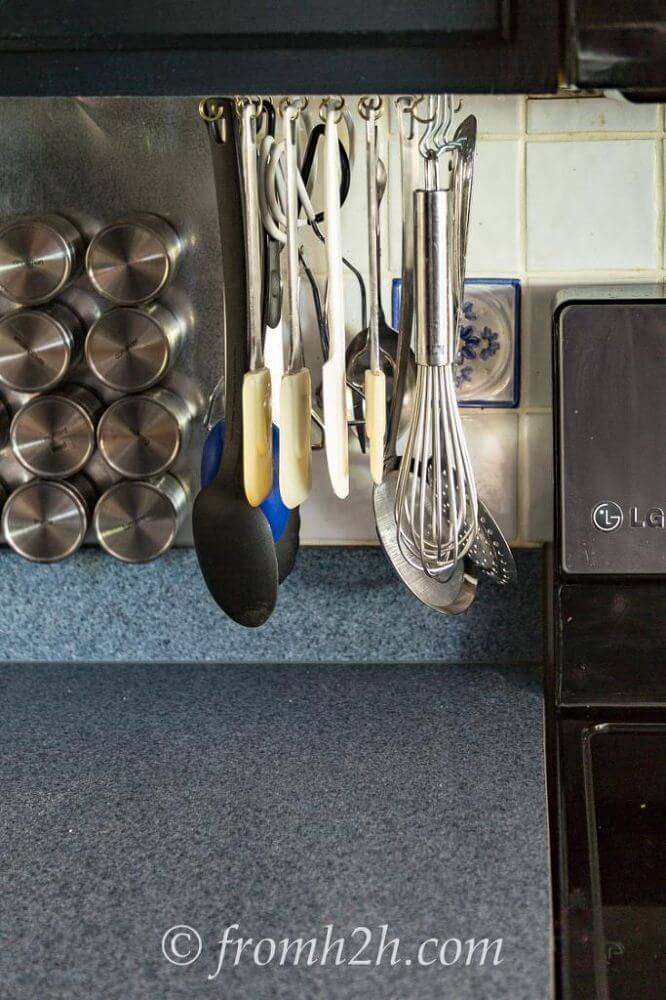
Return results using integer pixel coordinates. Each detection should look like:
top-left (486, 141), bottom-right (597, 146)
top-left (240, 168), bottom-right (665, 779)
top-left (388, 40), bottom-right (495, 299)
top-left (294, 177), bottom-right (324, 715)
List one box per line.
top-left (359, 96), bottom-right (386, 485)
top-left (448, 113), bottom-right (517, 585)
top-left (296, 111), bottom-right (370, 454)
top-left (257, 103), bottom-right (364, 457)
top-left (373, 96), bottom-right (477, 614)
top-left (259, 98), bottom-right (283, 332)
top-left (200, 419), bottom-right (300, 584)
top-left (451, 114), bottom-right (477, 317)
top-left (345, 106), bottom-right (417, 460)
top-left (394, 96), bottom-right (479, 579)
top-left (279, 97), bottom-right (312, 510)
top-left (468, 499), bottom-right (517, 584)
top-left (375, 470), bottom-right (478, 613)
top-left (199, 99), bottom-right (300, 587)
top-left (321, 96), bottom-right (349, 499)
top-left (193, 97), bottom-right (279, 627)
top-left (238, 96), bottom-right (273, 509)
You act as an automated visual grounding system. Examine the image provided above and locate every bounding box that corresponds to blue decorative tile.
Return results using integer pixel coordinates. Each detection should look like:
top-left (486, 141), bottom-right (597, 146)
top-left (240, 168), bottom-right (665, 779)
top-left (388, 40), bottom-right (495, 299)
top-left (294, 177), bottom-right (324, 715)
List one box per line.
top-left (391, 277), bottom-right (521, 408)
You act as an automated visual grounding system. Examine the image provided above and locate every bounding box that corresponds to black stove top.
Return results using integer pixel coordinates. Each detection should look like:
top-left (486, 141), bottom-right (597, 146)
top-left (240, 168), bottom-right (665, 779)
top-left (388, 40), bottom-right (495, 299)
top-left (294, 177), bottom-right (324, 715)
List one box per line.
top-left (550, 288), bottom-right (666, 1000)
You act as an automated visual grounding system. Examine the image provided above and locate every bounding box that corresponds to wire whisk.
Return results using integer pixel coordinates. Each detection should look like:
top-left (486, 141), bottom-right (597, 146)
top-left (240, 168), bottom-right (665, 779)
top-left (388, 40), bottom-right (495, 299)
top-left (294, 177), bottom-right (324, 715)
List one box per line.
top-left (394, 95), bottom-right (479, 578)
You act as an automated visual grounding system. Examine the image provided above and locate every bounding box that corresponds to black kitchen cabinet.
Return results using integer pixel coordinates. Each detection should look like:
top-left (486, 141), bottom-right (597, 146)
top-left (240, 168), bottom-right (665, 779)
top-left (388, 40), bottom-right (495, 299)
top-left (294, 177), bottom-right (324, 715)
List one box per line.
top-left (568, 0), bottom-right (666, 98)
top-left (0, 0), bottom-right (559, 95)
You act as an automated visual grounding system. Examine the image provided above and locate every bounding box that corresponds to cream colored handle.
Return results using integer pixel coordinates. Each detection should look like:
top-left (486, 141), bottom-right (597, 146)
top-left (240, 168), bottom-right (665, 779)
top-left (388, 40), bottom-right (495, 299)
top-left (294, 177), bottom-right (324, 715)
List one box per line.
top-left (365, 369), bottom-right (386, 485)
top-left (322, 102), bottom-right (349, 499)
top-left (279, 368), bottom-right (312, 508)
top-left (242, 367), bottom-right (273, 507)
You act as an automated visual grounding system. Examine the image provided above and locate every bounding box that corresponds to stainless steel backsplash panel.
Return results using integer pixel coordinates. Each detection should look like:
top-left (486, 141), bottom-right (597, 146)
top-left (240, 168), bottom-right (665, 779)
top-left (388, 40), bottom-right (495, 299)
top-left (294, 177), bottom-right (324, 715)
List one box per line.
top-left (0, 96), bottom-right (227, 546)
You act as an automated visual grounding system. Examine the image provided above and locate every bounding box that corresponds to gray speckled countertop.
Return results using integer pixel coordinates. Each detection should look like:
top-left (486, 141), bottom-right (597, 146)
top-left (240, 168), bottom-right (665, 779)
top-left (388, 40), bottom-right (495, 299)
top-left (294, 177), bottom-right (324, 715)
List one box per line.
top-left (0, 660), bottom-right (552, 1000)
top-left (0, 548), bottom-right (543, 663)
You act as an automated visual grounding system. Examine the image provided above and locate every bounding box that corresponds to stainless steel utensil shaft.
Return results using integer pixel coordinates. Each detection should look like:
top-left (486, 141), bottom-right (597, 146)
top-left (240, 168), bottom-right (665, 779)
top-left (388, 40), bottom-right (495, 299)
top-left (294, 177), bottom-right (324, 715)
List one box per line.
top-left (386, 110), bottom-right (417, 459)
top-left (283, 107), bottom-right (302, 373)
top-left (240, 101), bottom-right (264, 372)
top-left (414, 188), bottom-right (456, 368)
top-left (366, 111), bottom-right (381, 374)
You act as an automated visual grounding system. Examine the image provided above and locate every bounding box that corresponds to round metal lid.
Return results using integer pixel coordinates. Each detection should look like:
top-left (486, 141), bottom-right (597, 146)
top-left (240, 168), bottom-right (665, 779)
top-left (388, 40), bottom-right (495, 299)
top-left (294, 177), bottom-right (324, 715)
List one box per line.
top-left (86, 220), bottom-right (174, 304)
top-left (0, 309), bottom-right (74, 392)
top-left (94, 480), bottom-right (178, 563)
top-left (85, 308), bottom-right (169, 392)
top-left (97, 395), bottom-right (182, 478)
top-left (11, 394), bottom-right (97, 478)
top-left (0, 218), bottom-right (73, 304)
top-left (2, 479), bottom-right (88, 562)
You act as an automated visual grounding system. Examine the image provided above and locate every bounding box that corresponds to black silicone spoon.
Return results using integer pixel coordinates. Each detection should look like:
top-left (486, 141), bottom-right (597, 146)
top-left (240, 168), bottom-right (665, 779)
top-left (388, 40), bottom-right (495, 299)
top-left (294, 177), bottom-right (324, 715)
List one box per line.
top-left (193, 99), bottom-right (278, 627)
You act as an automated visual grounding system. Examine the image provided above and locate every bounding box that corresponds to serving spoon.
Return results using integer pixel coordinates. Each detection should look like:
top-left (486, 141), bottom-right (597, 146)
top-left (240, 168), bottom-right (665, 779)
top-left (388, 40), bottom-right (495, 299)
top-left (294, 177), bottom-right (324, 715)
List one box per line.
top-left (193, 99), bottom-right (279, 627)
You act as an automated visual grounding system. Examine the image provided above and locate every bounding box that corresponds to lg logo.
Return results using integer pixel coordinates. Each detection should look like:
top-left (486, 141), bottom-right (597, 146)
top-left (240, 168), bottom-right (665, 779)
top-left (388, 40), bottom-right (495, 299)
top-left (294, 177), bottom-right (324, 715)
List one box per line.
top-left (591, 501), bottom-right (623, 533)
top-left (592, 502), bottom-right (666, 532)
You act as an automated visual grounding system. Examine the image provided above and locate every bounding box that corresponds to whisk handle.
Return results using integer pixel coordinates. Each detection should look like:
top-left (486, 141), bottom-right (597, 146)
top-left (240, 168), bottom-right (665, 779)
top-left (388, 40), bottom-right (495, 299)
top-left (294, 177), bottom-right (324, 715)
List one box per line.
top-left (414, 188), bottom-right (457, 368)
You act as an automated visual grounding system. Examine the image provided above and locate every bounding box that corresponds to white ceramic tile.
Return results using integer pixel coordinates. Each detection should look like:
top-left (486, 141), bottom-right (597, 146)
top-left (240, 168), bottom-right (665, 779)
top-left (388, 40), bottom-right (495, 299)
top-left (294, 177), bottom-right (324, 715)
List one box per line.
top-left (459, 95), bottom-right (523, 134)
top-left (522, 278), bottom-right (556, 408)
top-left (466, 140), bottom-right (522, 275)
top-left (527, 96), bottom-right (659, 134)
top-left (526, 140), bottom-right (658, 271)
top-left (521, 275), bottom-right (652, 408)
top-left (303, 411), bottom-right (519, 544)
top-left (520, 413), bottom-right (553, 543)
top-left (461, 411), bottom-right (519, 542)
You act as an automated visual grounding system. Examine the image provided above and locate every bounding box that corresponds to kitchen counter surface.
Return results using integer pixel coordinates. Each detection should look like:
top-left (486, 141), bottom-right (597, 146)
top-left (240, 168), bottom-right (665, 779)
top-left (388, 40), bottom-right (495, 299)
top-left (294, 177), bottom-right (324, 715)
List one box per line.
top-left (0, 661), bottom-right (552, 999)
